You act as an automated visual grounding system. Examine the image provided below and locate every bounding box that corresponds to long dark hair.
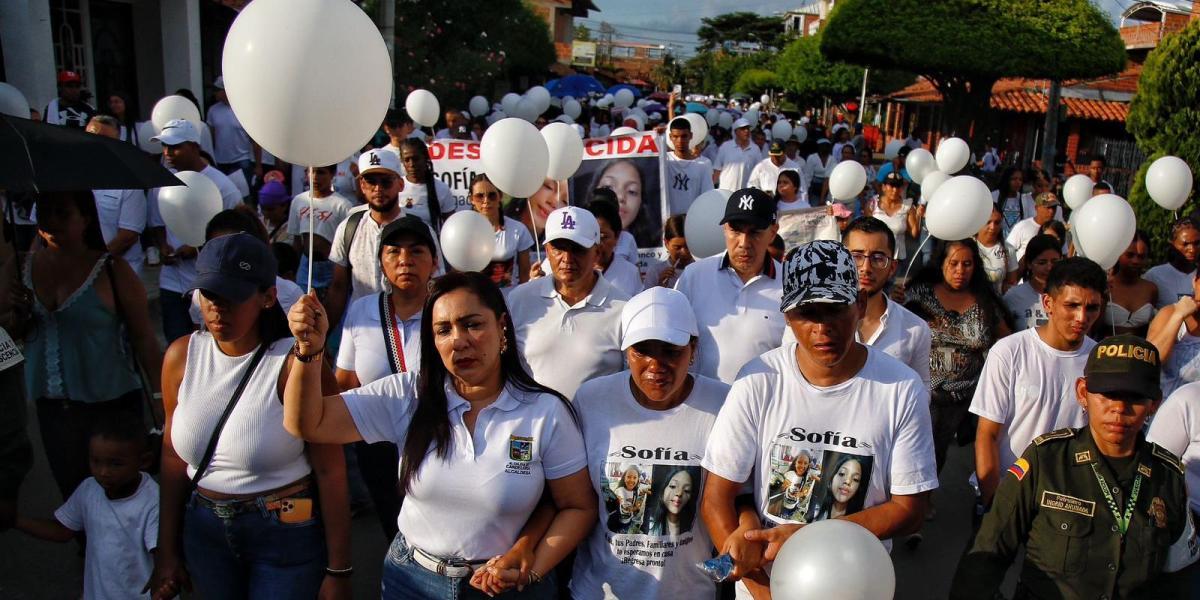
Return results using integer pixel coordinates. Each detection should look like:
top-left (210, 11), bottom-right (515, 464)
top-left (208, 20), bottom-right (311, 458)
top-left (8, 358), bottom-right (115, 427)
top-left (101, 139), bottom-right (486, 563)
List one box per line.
top-left (399, 272), bottom-right (573, 492)
top-left (1020, 234), bottom-right (1064, 282)
top-left (805, 454), bottom-right (868, 522)
top-left (401, 138), bottom-right (444, 234)
top-left (645, 466), bottom-right (699, 536)
top-left (912, 237), bottom-right (1011, 333)
top-left (993, 166), bottom-right (1026, 221)
top-left (586, 158), bottom-right (660, 248)
top-left (34, 191), bottom-right (107, 252)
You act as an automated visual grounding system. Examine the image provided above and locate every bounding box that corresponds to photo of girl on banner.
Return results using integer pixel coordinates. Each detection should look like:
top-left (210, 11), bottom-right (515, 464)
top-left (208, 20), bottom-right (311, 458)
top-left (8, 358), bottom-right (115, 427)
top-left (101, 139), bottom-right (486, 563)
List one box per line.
top-left (568, 132), bottom-right (667, 250)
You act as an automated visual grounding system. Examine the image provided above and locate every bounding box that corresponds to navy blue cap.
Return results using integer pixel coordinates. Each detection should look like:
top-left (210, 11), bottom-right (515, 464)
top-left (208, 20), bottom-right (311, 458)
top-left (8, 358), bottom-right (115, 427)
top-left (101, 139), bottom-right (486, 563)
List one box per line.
top-left (189, 232), bottom-right (277, 303)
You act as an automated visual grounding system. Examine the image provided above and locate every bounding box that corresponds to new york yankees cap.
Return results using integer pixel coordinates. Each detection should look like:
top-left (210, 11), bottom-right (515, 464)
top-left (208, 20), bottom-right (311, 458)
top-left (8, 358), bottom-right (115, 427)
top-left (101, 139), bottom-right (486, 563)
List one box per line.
top-left (544, 206), bottom-right (600, 249)
top-left (780, 240), bottom-right (859, 312)
top-left (189, 233), bottom-right (278, 304)
top-left (357, 148), bottom-right (402, 177)
top-left (720, 187), bottom-right (777, 229)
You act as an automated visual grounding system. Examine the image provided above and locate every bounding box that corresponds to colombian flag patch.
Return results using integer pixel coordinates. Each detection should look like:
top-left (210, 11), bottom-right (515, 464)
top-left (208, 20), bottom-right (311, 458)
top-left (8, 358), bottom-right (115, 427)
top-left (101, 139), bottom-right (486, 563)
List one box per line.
top-left (1007, 458), bottom-right (1030, 481)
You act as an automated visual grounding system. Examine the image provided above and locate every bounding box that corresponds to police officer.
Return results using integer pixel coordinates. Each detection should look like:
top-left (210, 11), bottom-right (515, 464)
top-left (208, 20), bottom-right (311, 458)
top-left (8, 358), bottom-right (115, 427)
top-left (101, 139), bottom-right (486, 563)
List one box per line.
top-left (951, 335), bottom-right (1190, 600)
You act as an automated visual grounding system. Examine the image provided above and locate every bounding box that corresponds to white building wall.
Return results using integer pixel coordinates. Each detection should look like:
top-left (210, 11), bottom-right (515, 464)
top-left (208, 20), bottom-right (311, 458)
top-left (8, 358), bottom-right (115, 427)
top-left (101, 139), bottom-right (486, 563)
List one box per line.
top-left (0, 0), bottom-right (57, 114)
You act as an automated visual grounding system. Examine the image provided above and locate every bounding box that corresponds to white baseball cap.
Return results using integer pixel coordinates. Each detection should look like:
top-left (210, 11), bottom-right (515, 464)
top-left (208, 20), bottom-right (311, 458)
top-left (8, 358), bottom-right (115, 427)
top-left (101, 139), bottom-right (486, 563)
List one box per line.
top-left (620, 287), bottom-right (698, 350)
top-left (151, 119), bottom-right (201, 145)
top-left (544, 206), bottom-right (599, 248)
top-left (732, 118), bottom-right (751, 130)
top-left (357, 148), bottom-right (402, 177)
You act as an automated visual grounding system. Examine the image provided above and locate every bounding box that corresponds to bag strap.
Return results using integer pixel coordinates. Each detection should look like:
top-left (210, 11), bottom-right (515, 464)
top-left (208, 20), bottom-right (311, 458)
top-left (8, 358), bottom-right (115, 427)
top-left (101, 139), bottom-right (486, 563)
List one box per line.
top-left (340, 210), bottom-right (366, 263)
top-left (378, 292), bottom-right (406, 374)
top-left (190, 343), bottom-right (270, 488)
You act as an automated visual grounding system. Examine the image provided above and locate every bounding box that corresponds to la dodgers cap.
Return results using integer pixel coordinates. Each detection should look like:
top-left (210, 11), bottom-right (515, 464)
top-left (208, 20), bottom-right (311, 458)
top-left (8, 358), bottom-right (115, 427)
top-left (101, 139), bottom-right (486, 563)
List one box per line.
top-left (544, 206), bottom-right (600, 248)
top-left (357, 149), bottom-right (402, 177)
top-left (620, 287), bottom-right (699, 350)
top-left (780, 240), bottom-right (860, 313)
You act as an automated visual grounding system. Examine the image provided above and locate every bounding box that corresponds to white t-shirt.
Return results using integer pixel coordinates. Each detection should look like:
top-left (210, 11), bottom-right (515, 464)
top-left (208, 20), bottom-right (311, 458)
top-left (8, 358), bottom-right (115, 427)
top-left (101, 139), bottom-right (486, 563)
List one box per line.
top-left (54, 473), bottom-right (158, 600)
top-left (570, 372), bottom-right (729, 600)
top-left (1144, 263), bottom-right (1197, 309)
top-left (702, 346), bottom-right (937, 556)
top-left (397, 179), bottom-right (456, 227)
top-left (1003, 282), bottom-right (1047, 331)
top-left (341, 374), bottom-right (587, 560)
top-left (335, 292), bottom-right (422, 385)
top-left (287, 191), bottom-right (355, 243)
top-left (508, 274), bottom-right (629, 399)
top-left (486, 217), bottom-right (535, 292)
top-left (604, 257), bottom-right (644, 300)
top-left (714, 141), bottom-right (763, 191)
top-left (1147, 381), bottom-right (1200, 513)
top-left (1005, 217), bottom-right (1044, 262)
top-left (190, 276), bottom-right (303, 326)
top-left (968, 328), bottom-right (1095, 469)
top-left (976, 239), bottom-right (1016, 294)
top-left (664, 152), bottom-right (714, 216)
top-left (674, 253), bottom-right (784, 383)
top-left (776, 197), bottom-right (811, 212)
top-left (746, 158), bottom-right (799, 195)
top-left (93, 189), bottom-right (147, 274)
top-left (206, 102), bottom-right (252, 164)
top-left (616, 231), bottom-right (639, 264)
top-left (328, 206), bottom-right (399, 302)
top-left (149, 165), bottom-right (245, 293)
top-left (992, 191), bottom-right (1034, 233)
top-left (291, 159), bottom-right (359, 198)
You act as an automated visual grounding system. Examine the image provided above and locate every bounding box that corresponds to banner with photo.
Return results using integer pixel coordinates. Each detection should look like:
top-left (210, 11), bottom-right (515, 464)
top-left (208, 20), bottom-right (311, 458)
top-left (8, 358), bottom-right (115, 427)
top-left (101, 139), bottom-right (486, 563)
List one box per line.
top-left (428, 139), bottom-right (482, 213)
top-left (778, 206), bottom-right (839, 251)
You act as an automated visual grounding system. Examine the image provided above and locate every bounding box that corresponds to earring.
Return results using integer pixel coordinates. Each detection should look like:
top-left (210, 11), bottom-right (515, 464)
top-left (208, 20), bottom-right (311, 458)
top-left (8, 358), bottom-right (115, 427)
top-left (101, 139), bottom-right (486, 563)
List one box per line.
top-left (500, 336), bottom-right (509, 355)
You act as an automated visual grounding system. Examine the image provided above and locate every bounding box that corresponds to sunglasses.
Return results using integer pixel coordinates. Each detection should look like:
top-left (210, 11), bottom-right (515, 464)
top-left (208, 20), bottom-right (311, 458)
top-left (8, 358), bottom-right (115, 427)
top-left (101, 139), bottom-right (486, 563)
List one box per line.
top-left (362, 174), bottom-right (396, 187)
top-left (472, 191), bottom-right (501, 201)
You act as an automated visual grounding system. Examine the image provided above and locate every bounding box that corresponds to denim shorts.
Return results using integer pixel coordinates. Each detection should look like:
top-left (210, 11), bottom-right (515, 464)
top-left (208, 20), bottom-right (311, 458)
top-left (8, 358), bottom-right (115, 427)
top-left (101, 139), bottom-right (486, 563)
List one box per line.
top-left (381, 533), bottom-right (557, 600)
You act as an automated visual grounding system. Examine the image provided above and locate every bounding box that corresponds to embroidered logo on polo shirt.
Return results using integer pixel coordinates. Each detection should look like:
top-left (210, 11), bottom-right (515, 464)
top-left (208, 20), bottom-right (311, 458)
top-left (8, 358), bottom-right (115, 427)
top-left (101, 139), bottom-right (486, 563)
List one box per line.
top-left (509, 435), bottom-right (533, 462)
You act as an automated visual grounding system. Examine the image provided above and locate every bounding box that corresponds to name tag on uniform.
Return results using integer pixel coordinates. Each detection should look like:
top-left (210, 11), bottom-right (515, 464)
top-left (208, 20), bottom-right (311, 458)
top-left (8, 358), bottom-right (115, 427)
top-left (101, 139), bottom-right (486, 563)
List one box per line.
top-left (1041, 491), bottom-right (1096, 517)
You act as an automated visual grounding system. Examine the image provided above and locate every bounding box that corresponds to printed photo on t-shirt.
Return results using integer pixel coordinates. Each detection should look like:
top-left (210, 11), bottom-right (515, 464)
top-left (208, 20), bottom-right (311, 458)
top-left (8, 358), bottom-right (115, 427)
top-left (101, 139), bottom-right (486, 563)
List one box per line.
top-left (765, 445), bottom-right (872, 524)
top-left (486, 257), bottom-right (516, 289)
top-left (601, 462), bottom-right (700, 537)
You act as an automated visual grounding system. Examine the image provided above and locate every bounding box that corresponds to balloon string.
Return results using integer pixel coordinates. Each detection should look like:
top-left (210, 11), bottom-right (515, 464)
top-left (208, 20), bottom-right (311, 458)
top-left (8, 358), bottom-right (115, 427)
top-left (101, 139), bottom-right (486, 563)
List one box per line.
top-left (902, 233), bottom-right (932, 285)
top-left (530, 194), bottom-right (542, 264)
top-left (307, 165), bottom-right (315, 294)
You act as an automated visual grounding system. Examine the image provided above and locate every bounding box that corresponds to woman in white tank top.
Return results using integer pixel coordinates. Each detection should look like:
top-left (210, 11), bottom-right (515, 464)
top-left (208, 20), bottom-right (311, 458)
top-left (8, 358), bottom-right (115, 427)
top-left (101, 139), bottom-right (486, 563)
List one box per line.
top-left (148, 233), bottom-right (351, 600)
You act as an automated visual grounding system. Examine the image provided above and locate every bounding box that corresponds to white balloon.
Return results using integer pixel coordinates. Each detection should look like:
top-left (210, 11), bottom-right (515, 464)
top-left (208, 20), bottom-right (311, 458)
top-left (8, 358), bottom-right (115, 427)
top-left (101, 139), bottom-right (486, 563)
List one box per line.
top-left (480, 118), bottom-right (549, 198)
top-left (771, 120), bottom-right (792, 142)
top-left (1073, 193), bottom-right (1136, 270)
top-left (829, 160), bottom-right (868, 202)
top-left (405, 89), bottom-right (440, 128)
top-left (792, 126), bottom-right (808, 143)
top-left (635, 99), bottom-right (648, 108)
top-left (526, 86), bottom-right (551, 115)
top-left (760, 94), bottom-right (770, 105)
top-left (935, 137), bottom-right (970, 174)
top-left (614, 89), bottom-right (635, 109)
top-left (925, 175), bottom-right (993, 241)
top-left (718, 112), bottom-right (733, 130)
top-left (151, 95), bottom-right (202, 132)
top-left (744, 109), bottom-right (759, 126)
top-left (0, 82), bottom-right (30, 118)
top-left (905, 148), bottom-right (937, 184)
top-left (469, 95), bottom-right (489, 117)
top-left (157, 171), bottom-right (223, 247)
top-left (1062, 174), bottom-right (1095, 210)
top-left (597, 94), bottom-right (613, 108)
top-left (771, 520), bottom-right (894, 600)
top-left (1146, 155), bottom-right (1194, 211)
top-left (609, 126), bottom-right (638, 137)
top-left (221, 0), bottom-right (390, 166)
top-left (501, 93), bottom-right (522, 115)
top-left (555, 114), bottom-right (575, 125)
top-left (920, 170), bottom-right (951, 204)
top-left (685, 189), bottom-right (733, 259)
top-left (542, 122), bottom-right (584, 181)
top-left (705, 110), bottom-right (720, 127)
top-left (439, 211), bottom-right (497, 272)
top-left (515, 97), bottom-right (539, 122)
top-left (683, 113), bottom-right (708, 150)
top-left (486, 110), bottom-right (506, 125)
top-left (563, 98), bottom-right (582, 119)
top-left (883, 139), bottom-right (905, 160)
top-left (136, 121), bottom-right (162, 154)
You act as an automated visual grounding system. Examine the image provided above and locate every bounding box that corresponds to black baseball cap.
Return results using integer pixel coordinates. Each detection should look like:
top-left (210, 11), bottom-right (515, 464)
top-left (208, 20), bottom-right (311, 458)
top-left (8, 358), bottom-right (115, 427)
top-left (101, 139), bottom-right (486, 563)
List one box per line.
top-left (720, 187), bottom-right (776, 229)
top-left (379, 215), bottom-right (438, 257)
top-left (189, 233), bottom-right (277, 303)
top-left (1085, 335), bottom-right (1162, 400)
top-left (768, 141), bottom-right (784, 156)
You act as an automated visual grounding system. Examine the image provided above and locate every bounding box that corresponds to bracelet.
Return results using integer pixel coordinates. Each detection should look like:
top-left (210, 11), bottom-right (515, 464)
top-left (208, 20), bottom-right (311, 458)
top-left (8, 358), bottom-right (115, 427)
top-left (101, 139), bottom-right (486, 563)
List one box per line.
top-left (293, 342), bottom-right (325, 363)
top-left (527, 568), bottom-right (543, 587)
top-left (325, 566), bottom-right (354, 578)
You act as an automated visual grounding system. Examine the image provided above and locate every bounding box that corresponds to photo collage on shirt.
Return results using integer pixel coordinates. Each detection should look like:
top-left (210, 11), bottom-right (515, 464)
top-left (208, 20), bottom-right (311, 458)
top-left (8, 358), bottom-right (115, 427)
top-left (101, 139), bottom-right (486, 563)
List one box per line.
top-left (601, 462), bottom-right (701, 538)
top-left (765, 443), bottom-right (873, 524)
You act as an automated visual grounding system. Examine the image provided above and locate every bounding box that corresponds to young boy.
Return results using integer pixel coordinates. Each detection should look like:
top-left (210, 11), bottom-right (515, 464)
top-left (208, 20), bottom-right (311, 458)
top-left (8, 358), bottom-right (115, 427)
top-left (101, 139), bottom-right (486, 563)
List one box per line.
top-left (16, 418), bottom-right (158, 600)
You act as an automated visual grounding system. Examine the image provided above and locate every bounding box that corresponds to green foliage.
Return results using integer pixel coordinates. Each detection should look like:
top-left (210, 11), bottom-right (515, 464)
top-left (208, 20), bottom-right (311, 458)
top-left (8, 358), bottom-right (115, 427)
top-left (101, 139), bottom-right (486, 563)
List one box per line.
top-left (697, 12), bottom-right (785, 52)
top-left (685, 51), bottom-right (774, 98)
top-left (733, 69), bottom-right (781, 95)
top-left (1127, 20), bottom-right (1200, 258)
top-left (393, 0), bottom-right (554, 109)
top-left (775, 34), bottom-right (864, 103)
top-left (574, 24), bottom-right (592, 42)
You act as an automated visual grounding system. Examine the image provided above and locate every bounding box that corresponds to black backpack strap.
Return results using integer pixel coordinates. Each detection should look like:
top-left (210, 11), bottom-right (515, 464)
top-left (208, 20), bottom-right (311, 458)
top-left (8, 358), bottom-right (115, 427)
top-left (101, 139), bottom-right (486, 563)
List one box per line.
top-left (189, 342), bottom-right (270, 488)
top-left (340, 210), bottom-right (366, 264)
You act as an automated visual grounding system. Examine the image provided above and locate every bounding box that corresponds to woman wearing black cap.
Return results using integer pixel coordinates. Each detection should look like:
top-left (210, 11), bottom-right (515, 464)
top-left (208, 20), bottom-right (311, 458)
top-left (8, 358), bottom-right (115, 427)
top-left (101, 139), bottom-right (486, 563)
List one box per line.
top-left (149, 233), bottom-right (352, 600)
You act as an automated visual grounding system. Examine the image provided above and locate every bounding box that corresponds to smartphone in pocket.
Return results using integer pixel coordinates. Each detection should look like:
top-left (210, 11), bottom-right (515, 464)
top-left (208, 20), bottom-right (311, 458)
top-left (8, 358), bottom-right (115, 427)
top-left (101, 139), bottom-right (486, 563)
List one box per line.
top-left (279, 497), bottom-right (314, 523)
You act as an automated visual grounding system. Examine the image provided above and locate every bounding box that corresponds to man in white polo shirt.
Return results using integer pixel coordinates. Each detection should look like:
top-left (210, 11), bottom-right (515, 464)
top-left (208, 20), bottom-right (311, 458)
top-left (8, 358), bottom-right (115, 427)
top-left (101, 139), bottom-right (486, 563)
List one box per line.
top-left (714, 119), bottom-right (762, 191)
top-left (675, 187), bottom-right (785, 383)
top-left (700, 240), bottom-right (937, 597)
top-left (509, 206), bottom-right (629, 399)
top-left (746, 141), bottom-right (799, 195)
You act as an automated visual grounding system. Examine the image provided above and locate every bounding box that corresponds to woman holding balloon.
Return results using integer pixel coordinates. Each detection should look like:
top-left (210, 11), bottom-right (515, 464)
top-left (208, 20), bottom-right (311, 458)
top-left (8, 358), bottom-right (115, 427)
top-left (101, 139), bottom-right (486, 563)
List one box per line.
top-left (1103, 230), bottom-right (1158, 337)
top-left (469, 174), bottom-right (534, 293)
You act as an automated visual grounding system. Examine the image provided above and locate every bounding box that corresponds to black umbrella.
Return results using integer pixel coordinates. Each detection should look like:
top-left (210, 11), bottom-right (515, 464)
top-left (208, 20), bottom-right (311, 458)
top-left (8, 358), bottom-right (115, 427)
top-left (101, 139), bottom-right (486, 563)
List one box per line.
top-left (0, 113), bottom-right (180, 192)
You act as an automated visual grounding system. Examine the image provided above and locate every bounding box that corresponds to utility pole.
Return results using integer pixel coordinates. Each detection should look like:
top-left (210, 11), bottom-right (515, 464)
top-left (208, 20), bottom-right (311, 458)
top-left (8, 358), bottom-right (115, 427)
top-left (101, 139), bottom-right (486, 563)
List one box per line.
top-left (1041, 80), bottom-right (1061, 173)
top-left (858, 68), bottom-right (869, 123)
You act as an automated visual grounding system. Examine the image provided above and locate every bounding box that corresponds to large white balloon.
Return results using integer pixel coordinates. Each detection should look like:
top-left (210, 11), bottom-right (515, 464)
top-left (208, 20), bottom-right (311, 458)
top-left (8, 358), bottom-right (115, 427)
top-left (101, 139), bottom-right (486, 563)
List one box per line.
top-left (222, 0), bottom-right (390, 166)
top-left (480, 118), bottom-right (549, 198)
top-left (1062, 174), bottom-right (1095, 210)
top-left (829, 160), bottom-right (868, 202)
top-left (136, 121), bottom-right (162, 154)
top-left (501, 93), bottom-right (521, 115)
top-left (683, 113), bottom-right (708, 150)
top-left (439, 211), bottom-right (497, 272)
top-left (562, 98), bottom-right (582, 120)
top-left (1146, 155), bottom-right (1194, 211)
top-left (925, 175), bottom-right (993, 240)
top-left (792, 126), bottom-right (807, 143)
top-left (1073, 193), bottom-right (1136, 270)
top-left (771, 120), bottom-right (793, 142)
top-left (526, 86), bottom-right (551, 115)
top-left (157, 171), bottom-right (223, 247)
top-left (905, 148), bottom-right (937, 185)
top-left (705, 110), bottom-right (720, 127)
top-left (151, 95), bottom-right (202, 132)
top-left (517, 97), bottom-right (542, 122)
top-left (771, 520), bottom-right (894, 600)
top-left (883, 139), bottom-right (905, 160)
top-left (920, 170), bottom-right (951, 204)
top-left (541, 122), bottom-right (584, 181)
top-left (405, 89), bottom-right (440, 128)
top-left (609, 126), bottom-right (639, 137)
top-left (469, 96), bottom-right (489, 118)
top-left (718, 112), bottom-right (734, 130)
top-left (614, 89), bottom-right (635, 109)
top-left (744, 109), bottom-right (760, 126)
top-left (685, 189), bottom-right (733, 259)
top-left (0, 82), bottom-right (30, 118)
top-left (935, 137), bottom-right (970, 174)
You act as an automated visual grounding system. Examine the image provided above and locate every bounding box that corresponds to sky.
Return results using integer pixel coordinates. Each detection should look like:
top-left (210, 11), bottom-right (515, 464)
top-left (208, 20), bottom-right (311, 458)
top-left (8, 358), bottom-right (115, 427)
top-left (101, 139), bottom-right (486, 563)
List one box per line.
top-left (581, 0), bottom-right (1136, 58)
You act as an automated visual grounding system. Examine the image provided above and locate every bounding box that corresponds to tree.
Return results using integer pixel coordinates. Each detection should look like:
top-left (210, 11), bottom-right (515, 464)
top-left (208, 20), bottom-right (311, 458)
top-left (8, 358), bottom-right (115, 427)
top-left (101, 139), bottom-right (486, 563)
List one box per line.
top-left (697, 12), bottom-right (785, 52)
top-left (392, 0), bottom-right (554, 109)
top-left (820, 0), bottom-right (1125, 136)
top-left (652, 53), bottom-right (687, 90)
top-left (574, 24), bottom-right (592, 42)
top-left (685, 50), bottom-right (774, 97)
top-left (1127, 20), bottom-right (1200, 257)
top-left (733, 69), bottom-right (781, 96)
top-left (775, 34), bottom-right (864, 104)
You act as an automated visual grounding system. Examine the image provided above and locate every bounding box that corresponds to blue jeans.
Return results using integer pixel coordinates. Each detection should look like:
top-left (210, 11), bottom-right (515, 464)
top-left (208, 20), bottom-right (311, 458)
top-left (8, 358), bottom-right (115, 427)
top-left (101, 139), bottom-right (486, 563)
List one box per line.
top-left (159, 290), bottom-right (194, 343)
top-left (182, 489), bottom-right (327, 600)
top-left (381, 534), bottom-right (557, 600)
